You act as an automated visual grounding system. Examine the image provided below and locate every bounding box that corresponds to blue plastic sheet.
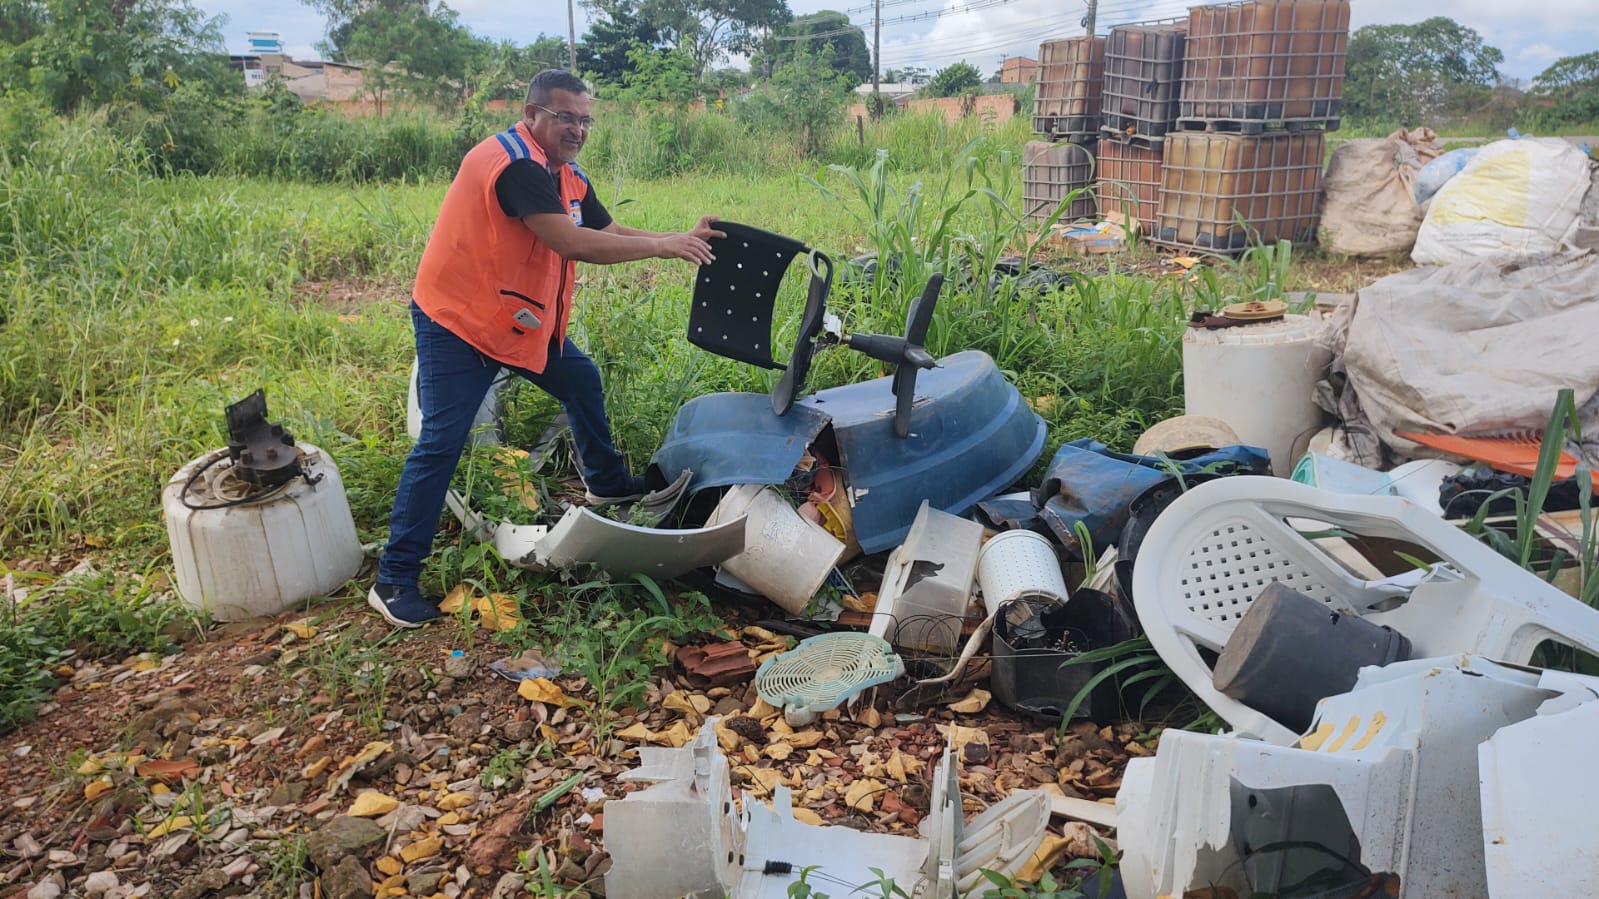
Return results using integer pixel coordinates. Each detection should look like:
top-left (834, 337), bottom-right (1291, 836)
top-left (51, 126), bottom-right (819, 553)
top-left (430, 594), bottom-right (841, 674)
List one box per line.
top-left (979, 439), bottom-right (1271, 559)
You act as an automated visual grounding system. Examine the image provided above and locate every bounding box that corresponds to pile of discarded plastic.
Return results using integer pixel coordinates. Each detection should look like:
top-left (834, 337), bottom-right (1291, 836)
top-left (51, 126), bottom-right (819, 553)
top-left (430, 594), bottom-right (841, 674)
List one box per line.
top-left (431, 222), bottom-right (1599, 898)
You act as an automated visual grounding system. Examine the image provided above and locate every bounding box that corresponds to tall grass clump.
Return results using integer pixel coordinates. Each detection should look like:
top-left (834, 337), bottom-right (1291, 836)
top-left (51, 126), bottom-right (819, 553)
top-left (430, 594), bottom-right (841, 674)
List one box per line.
top-left (823, 108), bottom-right (1032, 171)
top-left (0, 114), bottom-right (430, 554)
top-left (582, 105), bottom-right (802, 181)
top-left (223, 108), bottom-right (460, 182)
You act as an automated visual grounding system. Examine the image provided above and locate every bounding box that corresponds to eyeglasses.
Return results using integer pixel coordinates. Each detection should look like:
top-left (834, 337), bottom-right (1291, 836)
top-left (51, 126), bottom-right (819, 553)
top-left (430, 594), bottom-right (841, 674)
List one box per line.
top-left (533, 104), bottom-right (595, 129)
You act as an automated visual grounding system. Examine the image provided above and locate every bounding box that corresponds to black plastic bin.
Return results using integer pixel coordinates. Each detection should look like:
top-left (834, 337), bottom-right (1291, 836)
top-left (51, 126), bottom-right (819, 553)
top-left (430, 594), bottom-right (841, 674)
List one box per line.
top-left (991, 589), bottom-right (1140, 721)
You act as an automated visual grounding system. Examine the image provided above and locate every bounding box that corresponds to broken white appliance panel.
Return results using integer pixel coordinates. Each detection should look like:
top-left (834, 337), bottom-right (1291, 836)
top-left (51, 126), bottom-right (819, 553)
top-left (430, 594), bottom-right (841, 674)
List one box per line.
top-left (1479, 694), bottom-right (1599, 897)
top-left (443, 487), bottom-right (548, 568)
top-left (604, 719), bottom-right (1051, 899)
top-left (869, 501), bottom-right (984, 654)
top-left (737, 785), bottom-right (931, 899)
top-left (1116, 655), bottom-right (1555, 899)
top-left (447, 490), bottom-right (749, 578)
top-left (534, 505), bottom-right (748, 578)
top-left (604, 723), bottom-right (742, 899)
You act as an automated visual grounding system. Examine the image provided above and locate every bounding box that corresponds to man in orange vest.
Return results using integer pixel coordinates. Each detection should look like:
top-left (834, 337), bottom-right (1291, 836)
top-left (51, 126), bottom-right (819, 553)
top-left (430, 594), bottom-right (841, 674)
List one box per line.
top-left (370, 69), bottom-right (725, 628)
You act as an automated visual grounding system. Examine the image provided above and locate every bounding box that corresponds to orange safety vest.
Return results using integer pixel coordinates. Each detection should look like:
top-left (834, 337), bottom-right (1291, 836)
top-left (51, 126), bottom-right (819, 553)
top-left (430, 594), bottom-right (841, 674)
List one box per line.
top-left (413, 121), bottom-right (588, 373)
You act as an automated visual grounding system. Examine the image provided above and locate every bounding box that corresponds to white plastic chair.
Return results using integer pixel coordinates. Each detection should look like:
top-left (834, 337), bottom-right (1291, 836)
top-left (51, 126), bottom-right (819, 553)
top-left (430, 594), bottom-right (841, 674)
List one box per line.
top-left (1132, 476), bottom-right (1599, 744)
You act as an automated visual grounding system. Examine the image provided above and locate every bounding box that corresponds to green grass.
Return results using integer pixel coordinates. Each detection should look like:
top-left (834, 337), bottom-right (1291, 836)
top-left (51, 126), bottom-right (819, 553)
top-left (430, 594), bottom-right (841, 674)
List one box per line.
top-left (0, 104), bottom-right (1376, 734)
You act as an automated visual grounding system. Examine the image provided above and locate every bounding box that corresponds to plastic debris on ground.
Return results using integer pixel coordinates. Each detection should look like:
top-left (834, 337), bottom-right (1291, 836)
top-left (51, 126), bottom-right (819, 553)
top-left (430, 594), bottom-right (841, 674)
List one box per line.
top-left (486, 649), bottom-right (561, 684)
top-left (754, 633), bottom-right (903, 726)
top-left (603, 719), bottom-right (1053, 899)
top-left (1116, 655), bottom-right (1578, 899)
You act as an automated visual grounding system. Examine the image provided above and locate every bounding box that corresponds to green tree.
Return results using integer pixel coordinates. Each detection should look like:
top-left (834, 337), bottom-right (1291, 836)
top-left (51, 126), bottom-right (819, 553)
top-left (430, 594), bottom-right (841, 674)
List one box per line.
top-left (1531, 52), bottom-right (1599, 126)
top-left (577, 4), bottom-right (660, 86)
top-left (472, 36), bottom-right (571, 104)
top-left (1343, 17), bottom-right (1504, 125)
top-left (736, 44), bottom-right (850, 156)
top-left (927, 61), bottom-right (982, 97)
top-left (0, 0), bottom-right (232, 112)
top-left (633, 0), bottom-right (792, 79)
top-left (703, 65), bottom-right (753, 98)
top-left (754, 10), bottom-right (868, 86)
top-left (337, 0), bottom-right (485, 113)
top-left (617, 44), bottom-right (700, 105)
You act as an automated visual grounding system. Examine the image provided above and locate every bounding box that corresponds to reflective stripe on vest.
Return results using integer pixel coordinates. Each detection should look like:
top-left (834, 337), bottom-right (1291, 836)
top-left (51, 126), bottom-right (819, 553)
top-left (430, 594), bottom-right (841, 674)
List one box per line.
top-left (413, 121), bottom-right (585, 373)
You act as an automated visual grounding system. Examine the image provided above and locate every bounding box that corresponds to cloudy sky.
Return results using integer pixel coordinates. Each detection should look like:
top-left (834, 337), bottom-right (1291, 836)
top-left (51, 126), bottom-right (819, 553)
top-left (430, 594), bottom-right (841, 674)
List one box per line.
top-left (206, 0), bottom-right (1598, 84)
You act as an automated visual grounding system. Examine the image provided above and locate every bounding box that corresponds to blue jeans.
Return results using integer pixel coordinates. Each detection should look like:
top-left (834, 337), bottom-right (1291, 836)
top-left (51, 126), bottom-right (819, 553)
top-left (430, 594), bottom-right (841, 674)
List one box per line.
top-left (377, 301), bottom-right (631, 588)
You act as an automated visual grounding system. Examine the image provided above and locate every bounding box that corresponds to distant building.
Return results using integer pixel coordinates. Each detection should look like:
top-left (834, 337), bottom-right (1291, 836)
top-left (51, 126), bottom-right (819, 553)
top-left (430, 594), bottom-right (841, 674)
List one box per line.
top-left (232, 55), bottom-right (267, 90)
top-left (247, 31), bottom-right (284, 54)
top-left (228, 52), bottom-right (330, 99)
top-left (999, 56), bottom-right (1039, 84)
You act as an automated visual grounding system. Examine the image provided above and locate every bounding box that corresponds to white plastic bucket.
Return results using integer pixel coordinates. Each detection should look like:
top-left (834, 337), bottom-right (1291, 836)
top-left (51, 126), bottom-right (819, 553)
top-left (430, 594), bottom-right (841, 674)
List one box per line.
top-left (164, 443), bottom-right (363, 621)
top-left (1182, 314), bottom-right (1331, 476)
top-left (708, 484), bottom-right (844, 615)
top-left (976, 529), bottom-right (1069, 618)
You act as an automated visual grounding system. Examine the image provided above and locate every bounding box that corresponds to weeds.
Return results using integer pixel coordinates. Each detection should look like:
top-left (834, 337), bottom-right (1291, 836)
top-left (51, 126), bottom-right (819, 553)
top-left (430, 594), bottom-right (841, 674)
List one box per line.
top-left (481, 744), bottom-right (538, 792)
top-left (1458, 389), bottom-right (1599, 672)
top-left (262, 835), bottom-right (312, 898)
top-left (295, 627), bottom-right (399, 734)
top-left (546, 575), bottom-right (722, 745)
top-left (0, 564), bottom-right (188, 733)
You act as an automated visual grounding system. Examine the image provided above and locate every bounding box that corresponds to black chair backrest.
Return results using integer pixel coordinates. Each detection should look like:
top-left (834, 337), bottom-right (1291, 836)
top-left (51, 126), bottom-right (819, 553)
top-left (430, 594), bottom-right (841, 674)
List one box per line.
top-left (688, 222), bottom-right (810, 370)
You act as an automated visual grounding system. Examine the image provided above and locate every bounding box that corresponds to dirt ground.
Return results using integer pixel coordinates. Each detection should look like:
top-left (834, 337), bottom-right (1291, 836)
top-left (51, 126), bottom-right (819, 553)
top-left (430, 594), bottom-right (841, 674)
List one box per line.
top-left (0, 578), bottom-right (1140, 899)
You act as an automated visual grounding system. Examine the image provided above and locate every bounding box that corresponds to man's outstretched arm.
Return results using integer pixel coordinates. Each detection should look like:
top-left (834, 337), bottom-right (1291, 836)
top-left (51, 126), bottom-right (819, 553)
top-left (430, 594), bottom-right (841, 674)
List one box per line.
top-left (520, 212), bottom-right (722, 265)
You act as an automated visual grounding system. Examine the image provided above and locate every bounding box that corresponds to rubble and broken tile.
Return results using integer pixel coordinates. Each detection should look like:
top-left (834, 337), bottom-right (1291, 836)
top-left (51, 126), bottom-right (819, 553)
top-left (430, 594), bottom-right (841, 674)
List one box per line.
top-left (677, 641), bottom-right (756, 686)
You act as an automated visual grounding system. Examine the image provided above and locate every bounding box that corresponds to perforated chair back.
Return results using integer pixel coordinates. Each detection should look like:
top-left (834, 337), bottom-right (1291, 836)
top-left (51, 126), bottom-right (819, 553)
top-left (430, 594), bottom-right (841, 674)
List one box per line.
top-left (689, 222), bottom-right (810, 370)
top-left (688, 222), bottom-right (833, 416)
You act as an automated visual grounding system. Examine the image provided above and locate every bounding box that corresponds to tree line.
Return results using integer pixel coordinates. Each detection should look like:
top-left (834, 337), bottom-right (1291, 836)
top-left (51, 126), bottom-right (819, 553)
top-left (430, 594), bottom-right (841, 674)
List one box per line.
top-left (0, 0), bottom-right (1594, 130)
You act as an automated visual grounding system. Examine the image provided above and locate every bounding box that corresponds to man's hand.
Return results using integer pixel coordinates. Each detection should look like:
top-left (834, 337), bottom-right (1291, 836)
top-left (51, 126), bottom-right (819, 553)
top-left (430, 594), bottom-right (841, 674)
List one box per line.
top-left (654, 231), bottom-right (717, 265)
top-left (690, 215), bottom-right (727, 243)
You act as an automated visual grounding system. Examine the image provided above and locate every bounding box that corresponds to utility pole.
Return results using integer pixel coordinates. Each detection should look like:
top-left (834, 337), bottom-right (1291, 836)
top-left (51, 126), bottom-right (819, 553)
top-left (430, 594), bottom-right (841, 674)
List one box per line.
top-left (1082, 0), bottom-right (1096, 37)
top-left (567, 0), bottom-right (578, 70)
top-left (871, 0), bottom-right (881, 118)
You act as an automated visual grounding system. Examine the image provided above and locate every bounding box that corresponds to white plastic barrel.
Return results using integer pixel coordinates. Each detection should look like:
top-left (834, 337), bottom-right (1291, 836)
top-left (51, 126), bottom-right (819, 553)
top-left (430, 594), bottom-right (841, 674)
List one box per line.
top-left (163, 443), bottom-right (363, 621)
top-left (976, 529), bottom-right (1069, 618)
top-left (1182, 314), bottom-right (1332, 476)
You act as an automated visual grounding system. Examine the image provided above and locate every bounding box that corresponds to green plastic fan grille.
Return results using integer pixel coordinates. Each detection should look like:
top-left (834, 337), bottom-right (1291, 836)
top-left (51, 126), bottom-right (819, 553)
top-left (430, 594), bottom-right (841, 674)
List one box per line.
top-left (755, 633), bottom-right (904, 725)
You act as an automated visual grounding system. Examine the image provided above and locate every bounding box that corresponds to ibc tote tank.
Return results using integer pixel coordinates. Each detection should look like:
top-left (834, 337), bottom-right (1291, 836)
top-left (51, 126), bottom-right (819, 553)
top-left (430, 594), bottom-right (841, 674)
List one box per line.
top-left (1182, 314), bottom-right (1331, 475)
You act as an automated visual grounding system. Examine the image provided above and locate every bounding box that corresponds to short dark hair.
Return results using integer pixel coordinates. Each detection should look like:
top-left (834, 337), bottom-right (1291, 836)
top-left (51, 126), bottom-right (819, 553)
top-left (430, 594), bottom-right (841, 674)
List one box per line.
top-left (526, 70), bottom-right (589, 107)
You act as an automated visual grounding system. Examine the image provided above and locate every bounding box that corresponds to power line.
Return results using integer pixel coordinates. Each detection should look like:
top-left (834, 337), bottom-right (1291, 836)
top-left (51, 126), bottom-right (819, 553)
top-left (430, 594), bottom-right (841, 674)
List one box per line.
top-left (874, 0), bottom-right (1188, 62)
top-left (771, 0), bottom-right (1022, 41)
top-left (880, 0), bottom-right (1020, 26)
top-left (843, 0), bottom-right (936, 15)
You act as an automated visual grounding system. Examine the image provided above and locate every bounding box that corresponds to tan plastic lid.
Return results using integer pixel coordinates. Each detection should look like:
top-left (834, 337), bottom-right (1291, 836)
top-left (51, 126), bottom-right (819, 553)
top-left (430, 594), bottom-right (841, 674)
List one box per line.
top-left (1134, 415), bottom-right (1243, 456)
top-left (1221, 299), bottom-right (1288, 320)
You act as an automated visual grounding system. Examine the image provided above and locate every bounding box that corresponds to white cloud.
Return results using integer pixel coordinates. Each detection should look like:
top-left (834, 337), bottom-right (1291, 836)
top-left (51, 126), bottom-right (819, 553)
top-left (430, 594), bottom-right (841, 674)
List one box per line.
top-left (1517, 42), bottom-right (1566, 66)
